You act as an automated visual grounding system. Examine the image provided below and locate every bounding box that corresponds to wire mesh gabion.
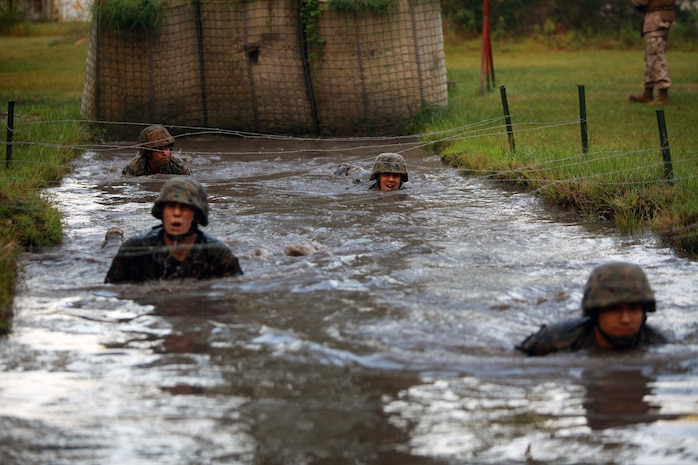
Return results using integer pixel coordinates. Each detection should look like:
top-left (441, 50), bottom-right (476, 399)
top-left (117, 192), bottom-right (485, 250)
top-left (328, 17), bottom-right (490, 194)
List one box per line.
top-left (81, 0), bottom-right (448, 137)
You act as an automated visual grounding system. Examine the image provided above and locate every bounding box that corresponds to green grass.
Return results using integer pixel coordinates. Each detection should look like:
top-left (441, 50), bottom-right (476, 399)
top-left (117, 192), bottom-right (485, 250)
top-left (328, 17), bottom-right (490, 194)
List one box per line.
top-left (415, 38), bottom-right (698, 254)
top-left (94, 0), bottom-right (164, 34)
top-left (0, 21), bottom-right (91, 334)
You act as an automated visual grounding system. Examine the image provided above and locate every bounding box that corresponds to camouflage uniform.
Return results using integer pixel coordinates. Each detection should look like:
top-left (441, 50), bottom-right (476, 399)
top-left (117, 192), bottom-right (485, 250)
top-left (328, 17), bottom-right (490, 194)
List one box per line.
top-left (105, 178), bottom-right (242, 283)
top-left (516, 316), bottom-right (669, 356)
top-left (632, 0), bottom-right (675, 91)
top-left (122, 154), bottom-right (192, 177)
top-left (516, 262), bottom-right (670, 356)
top-left (368, 153), bottom-right (409, 190)
top-left (122, 125), bottom-right (192, 177)
top-left (104, 226), bottom-right (242, 283)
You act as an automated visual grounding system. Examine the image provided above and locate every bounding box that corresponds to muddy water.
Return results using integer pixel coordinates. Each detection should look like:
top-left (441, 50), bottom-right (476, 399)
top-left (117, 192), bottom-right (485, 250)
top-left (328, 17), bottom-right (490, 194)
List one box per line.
top-left (1, 136), bottom-right (697, 465)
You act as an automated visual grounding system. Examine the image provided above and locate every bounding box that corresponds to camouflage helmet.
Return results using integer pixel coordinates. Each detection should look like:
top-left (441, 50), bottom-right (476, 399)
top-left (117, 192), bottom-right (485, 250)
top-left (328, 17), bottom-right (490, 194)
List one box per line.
top-left (139, 125), bottom-right (175, 152)
top-left (369, 153), bottom-right (409, 183)
top-left (152, 178), bottom-right (209, 226)
top-left (582, 262), bottom-right (656, 316)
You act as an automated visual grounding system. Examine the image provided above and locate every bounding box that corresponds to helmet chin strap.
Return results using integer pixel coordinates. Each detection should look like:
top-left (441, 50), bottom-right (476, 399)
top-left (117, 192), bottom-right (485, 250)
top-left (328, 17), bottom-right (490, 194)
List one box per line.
top-left (165, 223), bottom-right (198, 243)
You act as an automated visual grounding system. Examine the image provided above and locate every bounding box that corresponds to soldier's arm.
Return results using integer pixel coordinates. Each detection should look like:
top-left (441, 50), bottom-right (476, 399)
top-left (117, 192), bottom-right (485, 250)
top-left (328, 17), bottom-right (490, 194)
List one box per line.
top-left (201, 238), bottom-right (243, 277)
top-left (104, 239), bottom-right (150, 283)
top-left (121, 158), bottom-right (142, 177)
top-left (516, 317), bottom-right (591, 356)
top-left (170, 156), bottom-right (192, 175)
top-left (516, 324), bottom-right (558, 356)
top-left (216, 245), bottom-right (243, 277)
top-left (105, 253), bottom-right (128, 283)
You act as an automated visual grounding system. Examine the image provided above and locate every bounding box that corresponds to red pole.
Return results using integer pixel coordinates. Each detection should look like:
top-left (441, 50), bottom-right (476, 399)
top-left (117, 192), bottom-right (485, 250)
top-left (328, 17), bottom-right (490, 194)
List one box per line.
top-left (486, 4), bottom-right (495, 88)
top-left (479, 0), bottom-right (495, 95)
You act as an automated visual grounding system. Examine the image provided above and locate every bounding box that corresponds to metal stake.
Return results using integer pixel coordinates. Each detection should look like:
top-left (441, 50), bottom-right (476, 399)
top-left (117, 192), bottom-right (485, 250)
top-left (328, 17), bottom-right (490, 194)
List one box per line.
top-left (499, 86), bottom-right (515, 152)
top-left (655, 109), bottom-right (673, 183)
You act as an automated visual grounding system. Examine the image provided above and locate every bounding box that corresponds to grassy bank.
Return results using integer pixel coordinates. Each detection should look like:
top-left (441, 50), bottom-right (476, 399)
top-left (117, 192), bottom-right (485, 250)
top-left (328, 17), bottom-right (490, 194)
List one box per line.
top-left (416, 38), bottom-right (698, 255)
top-left (0, 21), bottom-right (91, 333)
top-left (0, 23), bottom-right (697, 335)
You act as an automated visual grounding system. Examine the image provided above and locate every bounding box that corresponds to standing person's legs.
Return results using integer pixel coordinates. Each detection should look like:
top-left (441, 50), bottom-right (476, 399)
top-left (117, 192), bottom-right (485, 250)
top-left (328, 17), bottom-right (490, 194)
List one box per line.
top-left (646, 29), bottom-right (671, 105)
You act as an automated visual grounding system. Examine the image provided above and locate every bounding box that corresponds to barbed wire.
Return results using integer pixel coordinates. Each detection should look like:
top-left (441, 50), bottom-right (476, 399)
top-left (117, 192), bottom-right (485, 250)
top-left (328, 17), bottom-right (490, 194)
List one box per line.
top-left (1, 118), bottom-right (695, 188)
top-left (0, 116), bottom-right (694, 179)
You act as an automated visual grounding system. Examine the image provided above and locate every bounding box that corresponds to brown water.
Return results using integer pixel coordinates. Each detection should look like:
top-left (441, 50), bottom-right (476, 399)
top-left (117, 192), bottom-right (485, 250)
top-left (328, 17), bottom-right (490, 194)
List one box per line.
top-left (1, 136), bottom-right (697, 465)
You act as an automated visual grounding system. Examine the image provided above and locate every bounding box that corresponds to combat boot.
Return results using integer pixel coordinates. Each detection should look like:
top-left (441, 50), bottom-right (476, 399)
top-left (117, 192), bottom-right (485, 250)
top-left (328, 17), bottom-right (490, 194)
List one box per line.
top-left (649, 88), bottom-right (669, 105)
top-left (629, 87), bottom-right (654, 103)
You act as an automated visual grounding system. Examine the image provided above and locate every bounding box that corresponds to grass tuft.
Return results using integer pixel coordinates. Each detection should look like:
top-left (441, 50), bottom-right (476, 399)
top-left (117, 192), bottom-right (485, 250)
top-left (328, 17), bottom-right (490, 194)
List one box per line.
top-left (0, 22), bottom-right (91, 334)
top-left (94, 0), bottom-right (164, 34)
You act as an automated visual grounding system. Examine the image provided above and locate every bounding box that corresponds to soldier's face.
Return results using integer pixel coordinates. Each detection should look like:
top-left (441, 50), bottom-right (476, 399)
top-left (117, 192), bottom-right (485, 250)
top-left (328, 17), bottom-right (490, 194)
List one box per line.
top-left (596, 302), bottom-right (645, 341)
top-left (149, 147), bottom-right (171, 169)
top-left (378, 173), bottom-right (402, 191)
top-left (162, 202), bottom-right (196, 236)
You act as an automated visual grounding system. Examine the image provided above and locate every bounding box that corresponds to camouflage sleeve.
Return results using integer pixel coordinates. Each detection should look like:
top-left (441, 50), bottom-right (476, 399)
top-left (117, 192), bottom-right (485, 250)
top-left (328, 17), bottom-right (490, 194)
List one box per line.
top-left (104, 234), bottom-right (159, 283)
top-left (516, 317), bottom-right (592, 356)
top-left (207, 240), bottom-right (243, 277)
top-left (121, 155), bottom-right (146, 177)
top-left (185, 234), bottom-right (242, 279)
top-left (105, 245), bottom-right (135, 283)
top-left (516, 325), bottom-right (558, 356)
top-left (221, 252), bottom-right (243, 277)
top-left (641, 324), bottom-right (672, 346)
top-left (168, 156), bottom-right (192, 175)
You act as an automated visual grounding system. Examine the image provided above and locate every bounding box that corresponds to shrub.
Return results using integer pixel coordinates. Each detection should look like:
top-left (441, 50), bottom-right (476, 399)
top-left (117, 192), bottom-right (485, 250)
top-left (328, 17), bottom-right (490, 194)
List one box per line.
top-left (93, 0), bottom-right (164, 34)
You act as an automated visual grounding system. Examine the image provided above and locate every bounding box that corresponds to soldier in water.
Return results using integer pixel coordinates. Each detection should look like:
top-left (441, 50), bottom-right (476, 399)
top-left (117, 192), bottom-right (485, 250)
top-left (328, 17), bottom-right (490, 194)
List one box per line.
top-left (105, 178), bottom-right (242, 283)
top-left (516, 262), bottom-right (670, 355)
top-left (367, 153), bottom-right (409, 191)
top-left (122, 124), bottom-right (192, 176)
top-left (334, 153), bottom-right (409, 191)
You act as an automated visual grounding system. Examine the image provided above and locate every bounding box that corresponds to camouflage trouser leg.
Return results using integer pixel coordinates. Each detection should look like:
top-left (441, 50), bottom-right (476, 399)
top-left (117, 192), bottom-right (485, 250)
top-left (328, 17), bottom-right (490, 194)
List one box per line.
top-left (643, 29), bottom-right (671, 90)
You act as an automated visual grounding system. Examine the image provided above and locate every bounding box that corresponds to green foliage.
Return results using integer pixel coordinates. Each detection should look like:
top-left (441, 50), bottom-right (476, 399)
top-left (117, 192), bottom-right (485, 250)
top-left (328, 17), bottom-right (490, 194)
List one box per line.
top-left (328, 0), bottom-right (394, 14)
top-left (0, 3), bottom-right (23, 34)
top-left (655, 196), bottom-right (698, 254)
top-left (0, 99), bottom-right (83, 332)
top-left (94, 0), bottom-right (165, 34)
top-left (300, 0), bottom-right (327, 65)
top-left (302, 0), bottom-right (400, 67)
top-left (441, 0), bottom-right (698, 43)
top-left (0, 99), bottom-right (84, 248)
top-left (0, 188), bottom-right (63, 248)
top-left (672, 5), bottom-right (698, 42)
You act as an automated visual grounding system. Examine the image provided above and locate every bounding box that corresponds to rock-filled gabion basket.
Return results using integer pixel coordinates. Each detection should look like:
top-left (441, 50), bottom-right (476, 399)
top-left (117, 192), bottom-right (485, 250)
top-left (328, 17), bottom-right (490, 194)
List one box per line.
top-left (81, 0), bottom-right (448, 136)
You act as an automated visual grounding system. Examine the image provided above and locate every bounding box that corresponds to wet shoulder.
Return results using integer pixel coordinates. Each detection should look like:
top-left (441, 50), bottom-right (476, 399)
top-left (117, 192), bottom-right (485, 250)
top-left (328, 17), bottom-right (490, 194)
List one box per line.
top-left (167, 156), bottom-right (192, 175)
top-left (641, 323), bottom-right (672, 345)
top-left (122, 155), bottom-right (147, 176)
top-left (516, 317), bottom-right (593, 356)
